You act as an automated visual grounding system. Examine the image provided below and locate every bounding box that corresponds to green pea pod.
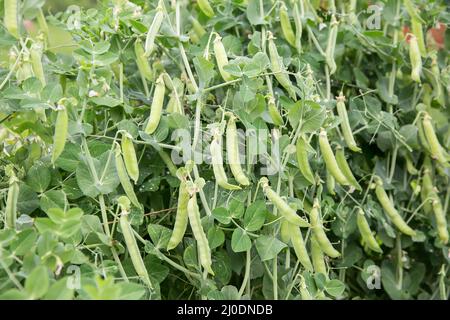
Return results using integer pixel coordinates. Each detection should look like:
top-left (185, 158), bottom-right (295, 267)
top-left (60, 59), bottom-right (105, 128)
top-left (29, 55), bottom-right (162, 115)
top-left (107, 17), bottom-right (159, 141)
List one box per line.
top-left (310, 198), bottom-right (340, 258)
top-left (5, 173), bottom-right (19, 229)
top-left (325, 15), bottom-right (338, 75)
top-left (403, 0), bottom-right (425, 24)
top-left (356, 209), bottom-right (383, 253)
top-left (288, 222), bottom-right (313, 272)
top-left (120, 209), bottom-right (153, 288)
top-left (296, 136), bottom-right (315, 185)
top-left (197, 0), bottom-right (214, 18)
top-left (144, 1), bottom-right (164, 57)
top-left (280, 219), bottom-right (291, 243)
top-left (30, 42), bottom-right (46, 86)
top-left (311, 234), bottom-right (328, 277)
top-left (51, 105), bottom-right (68, 164)
top-left (267, 31), bottom-right (296, 99)
top-left (411, 19), bottom-right (426, 57)
top-left (4, 0), bottom-right (19, 39)
top-left (135, 39), bottom-right (153, 81)
top-left (167, 181), bottom-right (189, 250)
top-left (422, 113), bottom-right (449, 165)
top-left (336, 95), bottom-right (361, 152)
top-left (319, 128), bottom-right (349, 186)
top-left (374, 178), bottom-right (416, 236)
top-left (260, 177), bottom-right (310, 227)
top-left (279, 3), bottom-right (296, 47)
top-left (189, 16), bottom-right (206, 38)
top-left (404, 152), bottom-right (418, 175)
top-left (145, 74), bottom-right (165, 134)
top-left (431, 195), bottom-right (449, 245)
top-left (187, 194), bottom-right (214, 275)
top-left (409, 34), bottom-right (422, 83)
top-left (293, 2), bottom-right (303, 54)
top-left (226, 116), bottom-right (250, 186)
top-left (326, 171), bottom-right (335, 196)
top-left (421, 166), bottom-right (434, 215)
top-left (115, 144), bottom-right (142, 210)
top-left (299, 276), bottom-right (312, 300)
top-left (267, 95), bottom-right (283, 126)
top-left (210, 134), bottom-right (241, 190)
top-left (158, 149), bottom-right (178, 177)
top-left (213, 34), bottom-right (233, 82)
top-left (121, 133), bottom-right (139, 184)
top-left (335, 147), bottom-right (362, 191)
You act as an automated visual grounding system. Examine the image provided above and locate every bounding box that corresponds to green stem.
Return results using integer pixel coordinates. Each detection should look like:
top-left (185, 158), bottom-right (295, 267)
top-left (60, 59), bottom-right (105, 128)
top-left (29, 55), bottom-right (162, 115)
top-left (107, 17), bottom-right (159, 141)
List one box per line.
top-left (238, 249), bottom-right (252, 298)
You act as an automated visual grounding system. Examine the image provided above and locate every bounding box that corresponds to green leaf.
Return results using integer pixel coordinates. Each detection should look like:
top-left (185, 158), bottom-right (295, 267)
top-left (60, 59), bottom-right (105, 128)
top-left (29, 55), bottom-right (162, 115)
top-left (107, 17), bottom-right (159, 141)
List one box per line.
top-left (147, 224), bottom-right (172, 250)
top-left (40, 190), bottom-right (67, 214)
top-left (325, 279), bottom-right (346, 297)
top-left (193, 56), bottom-right (216, 87)
top-left (246, 0), bottom-right (265, 25)
top-left (286, 100), bottom-right (326, 133)
top-left (44, 278), bottom-right (74, 300)
top-left (231, 228), bottom-right (252, 253)
top-left (243, 200), bottom-right (267, 232)
top-left (25, 266), bottom-right (49, 299)
top-left (212, 207), bottom-right (231, 224)
top-left (376, 77), bottom-right (398, 105)
top-left (255, 235), bottom-right (287, 261)
top-left (207, 226), bottom-right (225, 250)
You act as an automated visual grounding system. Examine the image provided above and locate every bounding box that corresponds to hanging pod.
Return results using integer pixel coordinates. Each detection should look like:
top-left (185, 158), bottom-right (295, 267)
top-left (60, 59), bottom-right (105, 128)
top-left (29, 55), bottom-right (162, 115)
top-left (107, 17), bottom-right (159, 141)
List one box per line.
top-left (318, 128), bottom-right (349, 186)
top-left (51, 103), bottom-right (69, 164)
top-left (288, 222), bottom-right (313, 272)
top-left (167, 180), bottom-right (190, 250)
top-left (296, 135), bottom-right (315, 185)
top-left (409, 34), bottom-right (422, 83)
top-left (226, 115), bottom-right (250, 186)
top-left (30, 42), bottom-right (46, 86)
top-left (5, 173), bottom-right (19, 230)
top-left (213, 34), bottom-right (234, 82)
top-left (135, 39), bottom-right (153, 81)
top-left (144, 0), bottom-right (164, 57)
top-left (121, 132), bottom-right (139, 184)
top-left (4, 0), bottom-right (19, 38)
top-left (210, 129), bottom-right (241, 190)
top-left (421, 113), bottom-right (449, 165)
top-left (336, 94), bottom-right (361, 152)
top-left (279, 3), bottom-right (296, 47)
top-left (374, 177), bottom-right (416, 236)
top-left (260, 177), bottom-right (309, 227)
top-left (325, 15), bottom-right (338, 75)
top-left (144, 74), bottom-right (165, 135)
top-left (311, 234), bottom-right (328, 278)
top-left (267, 95), bottom-right (283, 126)
top-left (356, 209), bottom-right (383, 253)
top-left (335, 147), bottom-right (362, 191)
top-left (197, 0), bottom-right (214, 18)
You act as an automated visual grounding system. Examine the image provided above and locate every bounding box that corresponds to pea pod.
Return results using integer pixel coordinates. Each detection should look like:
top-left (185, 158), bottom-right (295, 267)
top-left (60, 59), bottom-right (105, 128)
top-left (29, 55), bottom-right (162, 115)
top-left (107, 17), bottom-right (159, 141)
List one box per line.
top-left (267, 95), bottom-right (283, 126)
top-left (325, 15), bottom-right (338, 75)
top-left (411, 19), bottom-right (426, 57)
top-left (167, 181), bottom-right (189, 250)
top-left (336, 94), bottom-right (360, 152)
top-left (292, 2), bottom-right (302, 54)
top-left (5, 173), bottom-right (19, 230)
top-left (356, 209), bottom-right (383, 253)
top-left (296, 136), bottom-right (315, 185)
top-left (197, 0), bottom-right (214, 18)
top-left (280, 219), bottom-right (291, 243)
top-left (226, 115), bottom-right (250, 186)
top-left (30, 42), bottom-right (46, 86)
top-left (135, 39), bottom-right (153, 81)
top-left (210, 133), bottom-right (241, 190)
top-left (318, 128), bottom-right (349, 186)
top-left (279, 3), bottom-right (295, 47)
top-left (335, 147), bottom-right (362, 191)
top-left (4, 0), bottom-right (19, 38)
top-left (51, 105), bottom-right (68, 164)
top-left (121, 132), bottom-right (139, 184)
top-left (144, 74), bottom-right (165, 134)
top-left (431, 195), bottom-right (449, 245)
top-left (144, 1), bottom-right (164, 57)
top-left (374, 178), bottom-right (416, 236)
top-left (409, 34), bottom-right (422, 83)
top-left (158, 149), bottom-right (178, 177)
top-left (311, 234), bottom-right (327, 277)
top-left (187, 193), bottom-right (214, 275)
top-left (260, 177), bottom-right (309, 227)
top-left (299, 276), bottom-right (312, 300)
top-left (189, 16), bottom-right (206, 38)
top-left (119, 204), bottom-right (153, 288)
top-left (326, 171), bottom-right (335, 196)
top-left (422, 113), bottom-right (449, 165)
top-left (267, 31), bottom-right (296, 99)
top-left (213, 34), bottom-right (233, 82)
top-left (115, 144), bottom-right (142, 209)
top-left (288, 222), bottom-right (313, 272)
top-left (421, 165), bottom-right (434, 215)
top-left (309, 198), bottom-right (340, 258)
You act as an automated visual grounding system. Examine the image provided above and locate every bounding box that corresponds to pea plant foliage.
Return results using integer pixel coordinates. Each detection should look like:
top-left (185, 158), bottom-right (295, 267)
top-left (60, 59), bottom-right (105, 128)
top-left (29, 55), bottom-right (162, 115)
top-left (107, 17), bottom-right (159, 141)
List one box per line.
top-left (0, 0), bottom-right (449, 300)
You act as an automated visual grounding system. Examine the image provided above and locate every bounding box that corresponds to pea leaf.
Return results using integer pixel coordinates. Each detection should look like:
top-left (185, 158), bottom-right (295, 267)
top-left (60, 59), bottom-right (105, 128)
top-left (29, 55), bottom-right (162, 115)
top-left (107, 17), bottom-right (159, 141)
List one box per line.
top-left (255, 235), bottom-right (287, 261)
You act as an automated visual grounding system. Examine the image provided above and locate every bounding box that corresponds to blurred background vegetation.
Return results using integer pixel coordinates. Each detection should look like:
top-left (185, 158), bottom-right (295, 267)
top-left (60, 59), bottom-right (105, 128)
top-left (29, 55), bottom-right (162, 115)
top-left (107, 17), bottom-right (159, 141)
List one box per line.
top-left (44, 0), bottom-right (97, 12)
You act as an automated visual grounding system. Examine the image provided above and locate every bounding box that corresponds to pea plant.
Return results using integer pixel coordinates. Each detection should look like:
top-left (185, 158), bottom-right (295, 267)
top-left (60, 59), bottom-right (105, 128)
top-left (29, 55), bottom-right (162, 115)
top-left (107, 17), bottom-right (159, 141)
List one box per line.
top-left (0, 0), bottom-right (449, 300)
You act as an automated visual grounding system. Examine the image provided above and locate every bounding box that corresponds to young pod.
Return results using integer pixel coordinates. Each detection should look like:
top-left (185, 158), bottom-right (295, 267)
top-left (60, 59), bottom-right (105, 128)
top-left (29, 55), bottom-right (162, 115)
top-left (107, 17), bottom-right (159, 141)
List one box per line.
top-left (187, 193), bottom-right (214, 274)
top-left (135, 39), bottom-right (153, 81)
top-left (144, 1), bottom-right (164, 57)
top-left (422, 113), bottom-right (449, 165)
top-left (210, 132), bottom-right (241, 190)
top-left (421, 167), bottom-right (434, 215)
top-left (226, 115), bottom-right (250, 186)
top-left (325, 15), bottom-right (338, 75)
top-left (279, 3), bottom-right (296, 47)
top-left (267, 95), bottom-right (283, 126)
top-left (260, 177), bottom-right (309, 227)
top-left (189, 16), bottom-right (206, 39)
top-left (356, 209), bottom-right (383, 253)
top-left (311, 234), bottom-right (328, 277)
top-left (409, 34), bottom-right (422, 83)
top-left (431, 195), bottom-right (449, 245)
top-left (51, 104), bottom-right (68, 164)
top-left (267, 31), bottom-right (296, 99)
top-left (213, 34), bottom-right (233, 82)
top-left (336, 94), bottom-right (361, 152)
top-left (158, 149), bottom-right (178, 177)
top-left (144, 74), bottom-right (165, 134)
top-left (197, 0), bottom-right (214, 18)
top-left (167, 180), bottom-right (190, 250)
top-left (280, 219), bottom-right (291, 243)
top-left (5, 173), bottom-right (19, 229)
top-left (411, 19), bottom-right (426, 57)
top-left (30, 42), bottom-right (46, 86)
top-left (292, 2), bottom-right (303, 54)
top-left (288, 222), bottom-right (313, 272)
top-left (374, 178), bottom-right (416, 236)
top-left (309, 198), bottom-right (341, 258)
top-left (121, 132), bottom-right (139, 184)
top-left (119, 205), bottom-right (153, 288)
top-left (4, 0), bottom-right (19, 38)
top-left (114, 143), bottom-right (142, 210)
top-left (326, 171), bottom-right (335, 196)
top-left (296, 136), bottom-right (315, 185)
top-left (318, 128), bottom-right (349, 186)
top-left (335, 147), bottom-right (362, 191)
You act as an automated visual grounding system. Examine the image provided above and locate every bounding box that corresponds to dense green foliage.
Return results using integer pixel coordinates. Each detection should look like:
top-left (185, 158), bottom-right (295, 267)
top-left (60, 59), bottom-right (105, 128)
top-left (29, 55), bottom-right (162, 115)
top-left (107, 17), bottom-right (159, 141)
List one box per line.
top-left (0, 0), bottom-right (449, 300)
